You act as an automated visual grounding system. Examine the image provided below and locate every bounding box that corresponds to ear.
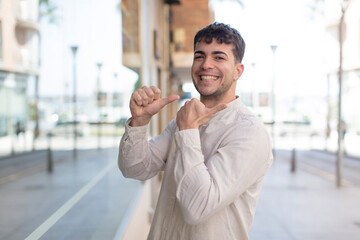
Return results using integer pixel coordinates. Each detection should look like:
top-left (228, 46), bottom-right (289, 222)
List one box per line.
top-left (234, 63), bottom-right (244, 81)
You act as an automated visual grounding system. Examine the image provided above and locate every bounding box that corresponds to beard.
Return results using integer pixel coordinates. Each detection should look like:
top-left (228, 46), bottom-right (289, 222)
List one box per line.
top-left (193, 78), bottom-right (234, 102)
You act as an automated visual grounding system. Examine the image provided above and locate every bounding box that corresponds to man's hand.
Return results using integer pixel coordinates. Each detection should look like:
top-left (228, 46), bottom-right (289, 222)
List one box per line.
top-left (130, 86), bottom-right (180, 127)
top-left (176, 98), bottom-right (227, 130)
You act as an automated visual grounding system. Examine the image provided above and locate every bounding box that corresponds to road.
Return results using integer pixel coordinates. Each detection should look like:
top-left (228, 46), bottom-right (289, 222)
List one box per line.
top-left (0, 148), bottom-right (143, 240)
top-left (277, 149), bottom-right (360, 187)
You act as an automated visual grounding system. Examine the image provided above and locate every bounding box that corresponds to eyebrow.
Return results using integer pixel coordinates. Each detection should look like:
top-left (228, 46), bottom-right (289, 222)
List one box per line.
top-left (194, 50), bottom-right (205, 55)
top-left (212, 51), bottom-right (228, 56)
top-left (194, 50), bottom-right (228, 56)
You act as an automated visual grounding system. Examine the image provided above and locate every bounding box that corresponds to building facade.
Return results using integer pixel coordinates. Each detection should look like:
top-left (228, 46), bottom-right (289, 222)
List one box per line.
top-left (121, 0), bottom-right (173, 136)
top-left (0, 0), bottom-right (39, 137)
top-left (170, 0), bottom-right (214, 87)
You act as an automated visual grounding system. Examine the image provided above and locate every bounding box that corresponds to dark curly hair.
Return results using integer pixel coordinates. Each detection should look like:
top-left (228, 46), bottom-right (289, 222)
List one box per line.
top-left (194, 22), bottom-right (245, 63)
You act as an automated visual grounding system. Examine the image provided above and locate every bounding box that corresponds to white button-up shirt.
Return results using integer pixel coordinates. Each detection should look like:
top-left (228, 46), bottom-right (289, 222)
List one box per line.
top-left (118, 97), bottom-right (273, 240)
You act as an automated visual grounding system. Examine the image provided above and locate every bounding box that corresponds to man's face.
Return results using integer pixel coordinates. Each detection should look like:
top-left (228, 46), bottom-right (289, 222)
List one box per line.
top-left (191, 40), bottom-right (244, 103)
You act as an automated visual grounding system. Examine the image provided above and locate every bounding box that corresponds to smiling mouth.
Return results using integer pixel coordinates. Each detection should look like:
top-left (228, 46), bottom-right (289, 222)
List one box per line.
top-left (200, 75), bottom-right (218, 80)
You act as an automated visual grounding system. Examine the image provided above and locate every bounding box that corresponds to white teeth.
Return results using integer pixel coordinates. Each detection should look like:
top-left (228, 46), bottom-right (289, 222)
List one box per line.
top-left (201, 75), bottom-right (217, 80)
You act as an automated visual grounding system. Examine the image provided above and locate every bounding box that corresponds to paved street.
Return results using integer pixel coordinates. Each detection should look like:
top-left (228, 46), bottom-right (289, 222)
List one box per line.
top-left (250, 150), bottom-right (360, 240)
top-left (295, 149), bottom-right (360, 186)
top-left (0, 147), bottom-right (143, 240)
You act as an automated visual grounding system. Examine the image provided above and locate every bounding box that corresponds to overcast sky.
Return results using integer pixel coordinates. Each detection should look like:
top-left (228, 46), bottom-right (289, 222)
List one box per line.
top-left (211, 0), bottom-right (330, 97)
top-left (39, 0), bottom-right (137, 97)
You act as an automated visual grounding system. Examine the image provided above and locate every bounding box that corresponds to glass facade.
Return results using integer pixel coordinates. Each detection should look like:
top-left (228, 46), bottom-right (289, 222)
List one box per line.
top-left (0, 71), bottom-right (28, 136)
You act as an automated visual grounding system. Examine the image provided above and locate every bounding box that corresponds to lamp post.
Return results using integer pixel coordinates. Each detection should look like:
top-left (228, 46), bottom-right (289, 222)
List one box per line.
top-left (32, 75), bottom-right (39, 151)
top-left (113, 72), bottom-right (118, 146)
top-left (96, 62), bottom-right (103, 150)
top-left (71, 46), bottom-right (78, 159)
top-left (336, 0), bottom-right (349, 188)
top-left (270, 44), bottom-right (278, 157)
top-left (251, 62), bottom-right (257, 109)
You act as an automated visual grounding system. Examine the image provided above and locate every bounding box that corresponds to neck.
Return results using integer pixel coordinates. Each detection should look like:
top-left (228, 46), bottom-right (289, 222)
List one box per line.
top-left (201, 94), bottom-right (236, 108)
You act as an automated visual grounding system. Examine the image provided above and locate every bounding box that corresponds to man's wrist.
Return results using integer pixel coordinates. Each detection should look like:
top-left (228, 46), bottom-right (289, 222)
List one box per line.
top-left (176, 117), bottom-right (199, 130)
top-left (129, 116), bottom-right (151, 127)
top-left (178, 122), bottom-right (199, 131)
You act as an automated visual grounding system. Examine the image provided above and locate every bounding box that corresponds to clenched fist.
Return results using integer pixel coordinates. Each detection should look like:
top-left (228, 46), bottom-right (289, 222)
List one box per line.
top-left (130, 86), bottom-right (180, 127)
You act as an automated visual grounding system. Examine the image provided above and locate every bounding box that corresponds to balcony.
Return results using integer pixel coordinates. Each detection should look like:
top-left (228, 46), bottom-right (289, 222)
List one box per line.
top-left (15, 0), bottom-right (39, 30)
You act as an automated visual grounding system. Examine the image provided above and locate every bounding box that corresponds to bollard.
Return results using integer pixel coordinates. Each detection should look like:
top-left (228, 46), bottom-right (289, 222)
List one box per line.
top-left (98, 121), bottom-right (101, 150)
top-left (47, 132), bottom-right (53, 173)
top-left (47, 148), bottom-right (53, 173)
top-left (291, 148), bottom-right (296, 173)
top-left (11, 134), bottom-right (15, 156)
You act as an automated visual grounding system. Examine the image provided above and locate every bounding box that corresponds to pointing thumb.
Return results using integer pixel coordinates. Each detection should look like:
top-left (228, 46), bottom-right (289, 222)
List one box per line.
top-left (158, 94), bottom-right (180, 109)
top-left (210, 103), bottom-right (227, 114)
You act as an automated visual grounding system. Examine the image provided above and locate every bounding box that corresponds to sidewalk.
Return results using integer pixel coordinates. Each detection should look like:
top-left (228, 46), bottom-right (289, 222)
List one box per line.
top-left (249, 150), bottom-right (360, 240)
top-left (0, 147), bottom-right (146, 240)
top-left (0, 131), bottom-right (120, 158)
top-left (124, 148), bottom-right (360, 240)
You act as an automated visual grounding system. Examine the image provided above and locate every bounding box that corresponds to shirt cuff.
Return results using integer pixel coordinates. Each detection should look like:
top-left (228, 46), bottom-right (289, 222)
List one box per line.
top-left (124, 118), bottom-right (148, 143)
top-left (175, 129), bottom-right (201, 149)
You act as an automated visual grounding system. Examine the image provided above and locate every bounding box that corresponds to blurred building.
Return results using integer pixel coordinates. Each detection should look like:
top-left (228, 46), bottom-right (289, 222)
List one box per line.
top-left (0, 0), bottom-right (39, 137)
top-left (324, 0), bottom-right (360, 134)
top-left (170, 0), bottom-right (214, 87)
top-left (121, 0), bottom-right (213, 136)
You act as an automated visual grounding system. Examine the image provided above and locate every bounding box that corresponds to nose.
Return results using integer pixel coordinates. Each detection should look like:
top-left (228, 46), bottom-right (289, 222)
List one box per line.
top-left (201, 57), bottom-right (214, 70)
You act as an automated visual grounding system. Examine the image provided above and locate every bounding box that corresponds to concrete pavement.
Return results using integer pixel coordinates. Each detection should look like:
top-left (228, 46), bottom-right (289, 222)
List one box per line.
top-left (249, 150), bottom-right (360, 240)
top-left (122, 148), bottom-right (360, 240)
top-left (0, 147), bottom-right (144, 240)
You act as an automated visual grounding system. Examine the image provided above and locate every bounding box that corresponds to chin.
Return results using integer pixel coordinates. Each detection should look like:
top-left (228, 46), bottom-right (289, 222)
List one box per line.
top-left (197, 88), bottom-right (215, 96)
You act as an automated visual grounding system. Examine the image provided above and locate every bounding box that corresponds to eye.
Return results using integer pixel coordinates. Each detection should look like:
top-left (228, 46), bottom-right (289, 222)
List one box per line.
top-left (215, 56), bottom-right (225, 60)
top-left (194, 55), bottom-right (204, 60)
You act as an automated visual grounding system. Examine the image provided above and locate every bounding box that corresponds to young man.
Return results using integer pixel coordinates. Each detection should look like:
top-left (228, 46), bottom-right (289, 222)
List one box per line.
top-left (118, 22), bottom-right (273, 240)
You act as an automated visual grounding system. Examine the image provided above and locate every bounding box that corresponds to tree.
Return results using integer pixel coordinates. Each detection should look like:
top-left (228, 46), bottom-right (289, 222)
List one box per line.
top-left (32, 0), bottom-right (58, 144)
top-left (39, 0), bottom-right (58, 23)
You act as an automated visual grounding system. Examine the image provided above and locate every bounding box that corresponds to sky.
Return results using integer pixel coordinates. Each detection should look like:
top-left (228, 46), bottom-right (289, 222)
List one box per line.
top-left (39, 0), bottom-right (137, 97)
top-left (211, 0), bottom-right (330, 97)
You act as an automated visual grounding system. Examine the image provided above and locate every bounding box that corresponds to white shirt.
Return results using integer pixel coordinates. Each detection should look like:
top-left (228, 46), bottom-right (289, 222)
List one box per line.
top-left (118, 97), bottom-right (273, 240)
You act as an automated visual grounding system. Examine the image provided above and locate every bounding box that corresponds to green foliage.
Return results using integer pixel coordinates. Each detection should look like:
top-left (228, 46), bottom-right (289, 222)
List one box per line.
top-left (307, 0), bottom-right (325, 18)
top-left (39, 0), bottom-right (58, 23)
top-left (28, 102), bottom-right (37, 121)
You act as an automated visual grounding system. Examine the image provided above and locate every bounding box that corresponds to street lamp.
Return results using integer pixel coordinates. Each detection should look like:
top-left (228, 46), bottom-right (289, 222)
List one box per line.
top-left (270, 44), bottom-right (278, 157)
top-left (96, 62), bottom-right (103, 150)
top-left (113, 72), bottom-right (118, 146)
top-left (251, 62), bottom-right (257, 109)
top-left (336, 0), bottom-right (349, 188)
top-left (71, 45), bottom-right (78, 159)
top-left (113, 72), bottom-right (118, 120)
